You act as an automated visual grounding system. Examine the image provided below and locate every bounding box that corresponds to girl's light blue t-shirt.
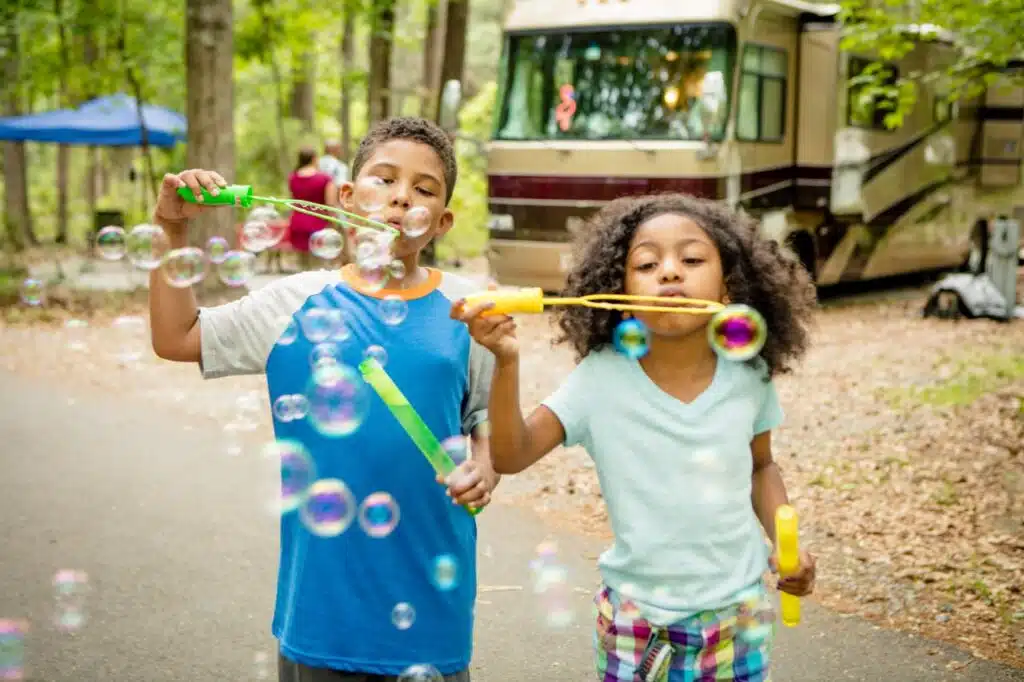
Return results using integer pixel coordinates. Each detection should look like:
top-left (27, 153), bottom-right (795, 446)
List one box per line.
top-left (542, 347), bottom-right (784, 625)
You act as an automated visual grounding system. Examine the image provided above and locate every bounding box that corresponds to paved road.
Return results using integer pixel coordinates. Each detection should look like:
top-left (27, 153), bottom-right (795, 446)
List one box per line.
top-left (1, 370), bottom-right (1021, 682)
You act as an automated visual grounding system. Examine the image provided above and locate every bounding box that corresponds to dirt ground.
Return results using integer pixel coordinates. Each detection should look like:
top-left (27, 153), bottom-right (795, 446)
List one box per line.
top-left (2, 267), bottom-right (1022, 667)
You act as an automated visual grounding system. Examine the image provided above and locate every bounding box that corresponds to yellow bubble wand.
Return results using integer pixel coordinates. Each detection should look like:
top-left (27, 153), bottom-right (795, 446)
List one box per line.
top-left (775, 505), bottom-right (801, 627)
top-left (461, 287), bottom-right (725, 316)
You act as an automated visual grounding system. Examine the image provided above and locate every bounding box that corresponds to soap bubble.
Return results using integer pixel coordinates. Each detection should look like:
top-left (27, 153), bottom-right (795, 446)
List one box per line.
top-left (441, 436), bottom-right (470, 467)
top-left (162, 247), bottom-right (207, 288)
top-left (708, 304), bottom-right (767, 361)
top-left (64, 319), bottom-right (89, 352)
top-left (299, 308), bottom-right (340, 344)
top-left (272, 394), bottom-right (310, 422)
top-left (309, 342), bottom-right (341, 369)
top-left (0, 619), bottom-right (27, 679)
top-left (310, 228), bottom-right (344, 259)
top-left (53, 569), bottom-right (89, 632)
top-left (206, 235), bottom-right (230, 264)
top-left (299, 478), bottom-right (357, 537)
top-left (612, 319), bottom-right (650, 360)
top-left (125, 223), bottom-right (170, 270)
top-left (358, 492), bottom-right (401, 538)
top-left (391, 602), bottom-right (416, 630)
top-left (380, 295), bottom-right (408, 326)
top-left (19, 278), bottom-right (44, 306)
top-left (354, 176), bottom-right (389, 213)
top-left (397, 664), bottom-right (443, 682)
top-left (431, 554), bottom-right (459, 592)
top-left (240, 220), bottom-right (273, 253)
top-left (389, 259), bottom-right (407, 280)
top-left (263, 439), bottom-right (316, 514)
top-left (95, 225), bottom-right (126, 260)
top-left (401, 207), bottom-right (432, 238)
top-left (218, 250), bottom-right (256, 287)
top-left (306, 362), bottom-right (370, 437)
top-left (363, 344), bottom-right (388, 367)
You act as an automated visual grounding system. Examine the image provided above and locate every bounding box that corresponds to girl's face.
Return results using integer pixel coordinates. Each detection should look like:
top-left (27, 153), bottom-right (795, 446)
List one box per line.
top-left (623, 212), bottom-right (728, 338)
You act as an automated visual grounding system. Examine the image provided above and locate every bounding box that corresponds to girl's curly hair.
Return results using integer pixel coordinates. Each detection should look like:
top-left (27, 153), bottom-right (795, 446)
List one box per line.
top-left (554, 193), bottom-right (817, 378)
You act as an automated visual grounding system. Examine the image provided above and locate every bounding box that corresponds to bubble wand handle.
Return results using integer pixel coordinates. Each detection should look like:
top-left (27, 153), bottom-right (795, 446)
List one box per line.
top-left (177, 184), bottom-right (255, 207)
top-left (461, 287), bottom-right (724, 316)
top-left (775, 505), bottom-right (801, 627)
top-left (358, 358), bottom-right (481, 517)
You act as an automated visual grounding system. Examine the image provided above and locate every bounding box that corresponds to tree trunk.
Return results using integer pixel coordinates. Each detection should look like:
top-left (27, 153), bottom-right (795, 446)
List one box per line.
top-left (339, 5), bottom-right (355, 156)
top-left (185, 0), bottom-right (235, 246)
top-left (290, 60), bottom-right (315, 131)
top-left (367, 0), bottom-right (395, 124)
top-left (420, 0), bottom-right (444, 119)
top-left (55, 0), bottom-right (70, 244)
top-left (83, 29), bottom-right (99, 224)
top-left (435, 0), bottom-right (468, 121)
top-left (1, 7), bottom-right (36, 250)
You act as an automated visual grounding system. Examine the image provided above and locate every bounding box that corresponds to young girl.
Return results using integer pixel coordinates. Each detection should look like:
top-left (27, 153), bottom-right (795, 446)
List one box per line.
top-left (454, 193), bottom-right (818, 681)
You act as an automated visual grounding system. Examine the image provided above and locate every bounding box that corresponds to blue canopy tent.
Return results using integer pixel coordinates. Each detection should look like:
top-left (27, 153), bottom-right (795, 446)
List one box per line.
top-left (0, 93), bottom-right (186, 147)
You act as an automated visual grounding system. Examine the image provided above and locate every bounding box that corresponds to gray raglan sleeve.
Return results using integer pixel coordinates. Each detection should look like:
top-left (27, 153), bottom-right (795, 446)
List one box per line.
top-left (198, 272), bottom-right (321, 379)
top-left (462, 339), bottom-right (494, 435)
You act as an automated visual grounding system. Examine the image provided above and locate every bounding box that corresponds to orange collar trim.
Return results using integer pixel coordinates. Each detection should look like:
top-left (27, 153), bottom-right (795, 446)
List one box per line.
top-left (340, 263), bottom-right (441, 300)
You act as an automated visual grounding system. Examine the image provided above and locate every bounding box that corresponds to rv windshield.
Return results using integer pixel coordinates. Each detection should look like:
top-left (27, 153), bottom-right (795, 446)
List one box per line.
top-left (493, 23), bottom-right (736, 142)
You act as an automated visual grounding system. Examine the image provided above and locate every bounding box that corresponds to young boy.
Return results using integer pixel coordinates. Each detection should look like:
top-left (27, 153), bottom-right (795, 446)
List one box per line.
top-left (149, 118), bottom-right (498, 681)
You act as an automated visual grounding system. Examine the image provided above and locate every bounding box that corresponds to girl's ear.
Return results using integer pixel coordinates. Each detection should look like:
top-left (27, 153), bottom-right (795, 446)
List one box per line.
top-left (622, 311), bottom-right (632, 319)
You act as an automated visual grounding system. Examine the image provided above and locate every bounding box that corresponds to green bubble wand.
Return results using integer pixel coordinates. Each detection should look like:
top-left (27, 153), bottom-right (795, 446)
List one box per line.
top-left (358, 357), bottom-right (482, 517)
top-left (177, 184), bottom-right (398, 236)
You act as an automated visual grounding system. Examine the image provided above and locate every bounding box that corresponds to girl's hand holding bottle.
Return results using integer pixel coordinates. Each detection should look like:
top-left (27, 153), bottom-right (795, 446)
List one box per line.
top-left (450, 298), bottom-right (520, 364)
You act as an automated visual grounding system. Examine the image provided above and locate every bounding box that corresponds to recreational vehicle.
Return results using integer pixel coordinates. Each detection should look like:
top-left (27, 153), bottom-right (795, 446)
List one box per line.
top-left (468, 0), bottom-right (1023, 290)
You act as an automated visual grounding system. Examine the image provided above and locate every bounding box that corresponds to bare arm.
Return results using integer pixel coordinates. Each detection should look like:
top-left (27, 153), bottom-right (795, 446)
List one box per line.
top-left (489, 358), bottom-right (568, 475)
top-left (148, 220), bottom-right (201, 362)
top-left (750, 431), bottom-right (790, 546)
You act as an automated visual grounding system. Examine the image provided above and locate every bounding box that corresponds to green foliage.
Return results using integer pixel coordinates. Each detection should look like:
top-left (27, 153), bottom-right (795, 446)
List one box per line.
top-left (438, 81), bottom-right (496, 262)
top-left (839, 0), bottom-right (1024, 129)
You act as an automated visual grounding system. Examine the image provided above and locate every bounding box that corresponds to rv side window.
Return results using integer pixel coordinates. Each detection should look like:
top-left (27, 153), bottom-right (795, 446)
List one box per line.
top-left (736, 44), bottom-right (788, 143)
top-left (848, 57), bottom-right (900, 130)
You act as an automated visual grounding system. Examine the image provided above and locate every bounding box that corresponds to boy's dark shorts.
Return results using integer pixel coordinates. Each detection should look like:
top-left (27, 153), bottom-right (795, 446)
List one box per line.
top-left (278, 653), bottom-right (471, 682)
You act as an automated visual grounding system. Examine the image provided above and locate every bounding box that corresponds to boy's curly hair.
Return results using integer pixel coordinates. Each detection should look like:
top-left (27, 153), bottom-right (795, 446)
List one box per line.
top-left (351, 116), bottom-right (458, 204)
top-left (555, 193), bottom-right (817, 378)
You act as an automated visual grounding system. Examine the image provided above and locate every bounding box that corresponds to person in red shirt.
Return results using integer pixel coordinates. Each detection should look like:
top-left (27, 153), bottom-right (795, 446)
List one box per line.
top-left (289, 146), bottom-right (341, 268)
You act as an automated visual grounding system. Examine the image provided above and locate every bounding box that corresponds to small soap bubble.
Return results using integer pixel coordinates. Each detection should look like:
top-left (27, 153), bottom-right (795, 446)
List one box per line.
top-left (431, 554), bottom-right (459, 591)
top-left (272, 394), bottom-right (309, 422)
top-left (95, 225), bottom-right (126, 260)
top-left (708, 304), bottom-right (767, 361)
top-left (612, 318), bottom-right (650, 360)
top-left (240, 220), bottom-right (272, 253)
top-left (363, 344), bottom-right (388, 367)
top-left (64, 319), bottom-right (89, 352)
top-left (354, 176), bottom-right (389, 213)
top-left (125, 223), bottom-right (170, 270)
top-left (205, 235), bottom-right (230, 264)
top-left (276, 317), bottom-right (299, 346)
top-left (391, 602), bottom-right (416, 630)
top-left (358, 492), bottom-right (401, 538)
top-left (358, 264), bottom-right (389, 293)
top-left (299, 478), bottom-right (357, 537)
top-left (19, 278), bottom-right (44, 306)
top-left (299, 308), bottom-right (337, 344)
top-left (309, 342), bottom-right (341, 369)
top-left (397, 663), bottom-right (443, 682)
top-left (389, 259), bottom-right (407, 280)
top-left (262, 440), bottom-right (316, 514)
top-left (306, 362), bottom-right (370, 437)
top-left (379, 295), bottom-right (408, 326)
top-left (530, 542), bottom-right (574, 628)
top-left (401, 206), bottom-right (432, 239)
top-left (310, 228), bottom-right (344, 260)
top-left (53, 569), bottom-right (89, 632)
top-left (0, 619), bottom-right (27, 679)
top-left (441, 436), bottom-right (469, 467)
top-left (162, 247), bottom-right (207, 288)
top-left (217, 250), bottom-right (256, 287)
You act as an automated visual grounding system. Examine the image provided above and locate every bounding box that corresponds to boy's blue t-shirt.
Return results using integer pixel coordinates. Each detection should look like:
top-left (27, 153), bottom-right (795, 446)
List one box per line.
top-left (198, 266), bottom-right (494, 675)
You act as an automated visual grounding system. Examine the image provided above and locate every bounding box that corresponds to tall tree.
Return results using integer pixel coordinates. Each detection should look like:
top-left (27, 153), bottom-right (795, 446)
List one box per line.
top-left (434, 0), bottom-right (468, 120)
top-left (367, 0), bottom-right (395, 123)
top-left (54, 0), bottom-right (71, 243)
top-left (1, 4), bottom-right (37, 249)
top-left (184, 0), bottom-right (235, 244)
top-left (420, 0), bottom-right (444, 119)
top-left (840, 0), bottom-right (1024, 128)
top-left (338, 2), bottom-right (355, 155)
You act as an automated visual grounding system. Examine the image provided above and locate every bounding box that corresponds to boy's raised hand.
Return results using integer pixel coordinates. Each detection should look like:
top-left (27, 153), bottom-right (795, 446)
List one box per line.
top-left (153, 169), bottom-right (228, 226)
top-left (450, 298), bottom-right (519, 363)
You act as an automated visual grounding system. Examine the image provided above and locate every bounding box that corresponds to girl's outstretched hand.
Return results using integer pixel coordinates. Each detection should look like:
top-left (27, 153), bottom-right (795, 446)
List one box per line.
top-left (450, 298), bottom-right (519, 363)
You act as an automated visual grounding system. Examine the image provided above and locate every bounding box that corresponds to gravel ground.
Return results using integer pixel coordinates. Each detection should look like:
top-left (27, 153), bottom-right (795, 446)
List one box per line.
top-left (2, 265), bottom-right (1022, 668)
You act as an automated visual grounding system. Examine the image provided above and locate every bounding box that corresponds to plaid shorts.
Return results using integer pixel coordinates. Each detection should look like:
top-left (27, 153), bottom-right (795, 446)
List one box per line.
top-left (593, 583), bottom-right (775, 682)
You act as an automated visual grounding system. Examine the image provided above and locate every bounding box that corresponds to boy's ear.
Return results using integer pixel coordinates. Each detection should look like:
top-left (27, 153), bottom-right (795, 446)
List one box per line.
top-left (338, 182), bottom-right (355, 211)
top-left (434, 208), bottom-right (455, 239)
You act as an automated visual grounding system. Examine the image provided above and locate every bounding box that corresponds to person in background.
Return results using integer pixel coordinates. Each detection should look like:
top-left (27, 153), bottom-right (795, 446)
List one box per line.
top-left (289, 146), bottom-right (338, 269)
top-left (319, 140), bottom-right (350, 186)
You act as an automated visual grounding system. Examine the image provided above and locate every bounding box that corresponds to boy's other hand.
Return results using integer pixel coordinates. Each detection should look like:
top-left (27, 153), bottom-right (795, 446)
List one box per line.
top-left (770, 549), bottom-right (816, 597)
top-left (439, 459), bottom-right (497, 509)
top-left (450, 299), bottom-right (519, 363)
top-left (153, 169), bottom-right (228, 227)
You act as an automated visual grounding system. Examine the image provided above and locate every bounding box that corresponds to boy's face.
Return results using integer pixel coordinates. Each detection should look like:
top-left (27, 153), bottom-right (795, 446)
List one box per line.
top-left (339, 139), bottom-right (453, 259)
